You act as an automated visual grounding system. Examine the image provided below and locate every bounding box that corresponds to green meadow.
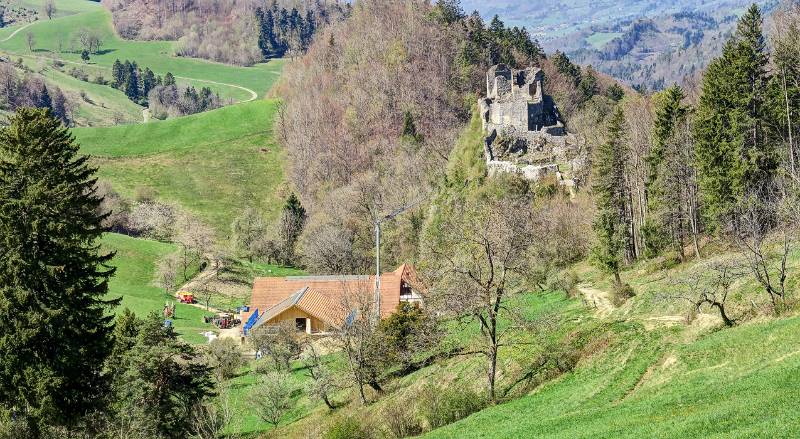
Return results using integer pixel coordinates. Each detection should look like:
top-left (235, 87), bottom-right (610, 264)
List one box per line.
top-left (427, 315), bottom-right (800, 438)
top-left (75, 99), bottom-right (288, 237)
top-left (101, 233), bottom-right (214, 344)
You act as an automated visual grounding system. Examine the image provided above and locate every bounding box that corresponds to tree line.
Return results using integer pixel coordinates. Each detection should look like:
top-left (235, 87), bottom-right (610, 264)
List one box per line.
top-left (108, 0), bottom-right (348, 66)
top-left (111, 59), bottom-right (221, 118)
top-left (255, 2), bottom-right (337, 59)
top-left (0, 61), bottom-right (71, 125)
top-left (591, 3), bottom-right (800, 319)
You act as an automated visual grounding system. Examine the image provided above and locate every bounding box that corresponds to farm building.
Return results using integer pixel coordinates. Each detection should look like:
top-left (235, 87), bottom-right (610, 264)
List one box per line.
top-left (243, 264), bottom-right (424, 335)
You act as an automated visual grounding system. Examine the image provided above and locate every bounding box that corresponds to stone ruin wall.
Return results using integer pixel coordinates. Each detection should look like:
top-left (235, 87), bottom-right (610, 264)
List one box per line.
top-left (479, 64), bottom-right (581, 186)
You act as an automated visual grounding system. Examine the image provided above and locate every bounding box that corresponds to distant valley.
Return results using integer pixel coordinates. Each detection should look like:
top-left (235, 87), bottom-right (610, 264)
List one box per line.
top-left (463, 0), bottom-right (778, 89)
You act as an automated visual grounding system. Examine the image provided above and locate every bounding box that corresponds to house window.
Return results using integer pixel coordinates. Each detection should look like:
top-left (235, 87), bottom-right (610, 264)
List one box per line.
top-left (295, 318), bottom-right (305, 331)
top-left (400, 282), bottom-right (412, 298)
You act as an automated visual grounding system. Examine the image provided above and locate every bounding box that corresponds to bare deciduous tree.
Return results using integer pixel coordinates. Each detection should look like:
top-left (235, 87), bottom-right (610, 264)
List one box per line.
top-left (176, 215), bottom-right (214, 281)
top-left (729, 179), bottom-right (797, 313)
top-left (249, 371), bottom-right (293, 427)
top-left (74, 27), bottom-right (103, 54)
top-left (334, 285), bottom-right (384, 404)
top-left (26, 32), bottom-right (35, 52)
top-left (424, 190), bottom-right (536, 401)
top-left (154, 253), bottom-right (180, 294)
top-left (230, 207), bottom-right (265, 262)
top-left (205, 337), bottom-right (244, 382)
top-left (301, 339), bottom-right (338, 409)
top-left (666, 259), bottom-right (748, 326)
top-left (42, 0), bottom-right (56, 19)
top-left (191, 389), bottom-right (235, 439)
top-left (250, 321), bottom-right (302, 371)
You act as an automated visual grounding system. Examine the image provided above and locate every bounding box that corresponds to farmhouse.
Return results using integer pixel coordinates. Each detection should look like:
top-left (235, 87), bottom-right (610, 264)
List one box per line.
top-left (243, 264), bottom-right (424, 335)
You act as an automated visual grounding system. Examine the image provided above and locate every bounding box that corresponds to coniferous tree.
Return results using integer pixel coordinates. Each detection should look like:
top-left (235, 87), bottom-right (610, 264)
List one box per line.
top-left (112, 59), bottom-right (125, 88)
top-left (0, 108), bottom-right (117, 431)
top-left (591, 107), bottom-right (632, 285)
top-left (39, 84), bottom-right (51, 109)
top-left (695, 4), bottom-right (777, 227)
top-left (163, 71), bottom-right (176, 87)
top-left (112, 312), bottom-right (213, 437)
top-left (278, 193), bottom-right (306, 265)
top-left (124, 62), bottom-right (140, 101)
top-left (141, 67), bottom-right (157, 100)
top-left (646, 85), bottom-right (701, 259)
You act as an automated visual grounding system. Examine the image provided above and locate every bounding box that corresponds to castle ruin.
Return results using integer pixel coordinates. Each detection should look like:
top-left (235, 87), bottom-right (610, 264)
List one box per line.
top-left (479, 64), bottom-right (579, 183)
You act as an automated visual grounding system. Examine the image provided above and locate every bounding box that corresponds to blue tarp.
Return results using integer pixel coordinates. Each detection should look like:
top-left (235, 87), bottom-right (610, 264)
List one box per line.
top-left (243, 308), bottom-right (259, 335)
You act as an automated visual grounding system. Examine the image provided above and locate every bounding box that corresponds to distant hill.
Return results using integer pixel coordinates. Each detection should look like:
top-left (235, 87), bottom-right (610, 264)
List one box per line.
top-left (461, 0), bottom-right (777, 90)
top-left (460, 0), bottom-right (756, 40)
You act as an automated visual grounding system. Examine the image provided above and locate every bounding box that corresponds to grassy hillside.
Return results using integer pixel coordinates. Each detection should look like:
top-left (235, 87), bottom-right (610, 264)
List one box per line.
top-left (101, 233), bottom-right (214, 344)
top-left (427, 315), bottom-right (800, 438)
top-left (0, 3), bottom-right (285, 101)
top-left (75, 99), bottom-right (288, 237)
top-left (14, 56), bottom-right (145, 125)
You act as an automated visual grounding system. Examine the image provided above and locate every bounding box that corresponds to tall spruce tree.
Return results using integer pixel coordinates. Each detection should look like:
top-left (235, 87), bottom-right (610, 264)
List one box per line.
top-left (0, 108), bottom-right (117, 431)
top-left (111, 59), bottom-right (125, 88)
top-left (647, 86), bottom-right (701, 259)
top-left (591, 107), bottom-right (632, 284)
top-left (695, 4), bottom-right (777, 227)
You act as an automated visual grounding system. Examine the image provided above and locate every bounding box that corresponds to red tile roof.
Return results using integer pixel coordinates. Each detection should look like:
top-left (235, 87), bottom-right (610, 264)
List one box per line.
top-left (244, 265), bottom-right (418, 327)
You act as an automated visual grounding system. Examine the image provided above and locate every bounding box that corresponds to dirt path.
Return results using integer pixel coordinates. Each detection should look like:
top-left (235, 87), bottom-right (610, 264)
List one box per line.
top-left (578, 284), bottom-right (614, 317)
top-left (0, 22), bottom-right (34, 43)
top-left (173, 75), bottom-right (258, 102)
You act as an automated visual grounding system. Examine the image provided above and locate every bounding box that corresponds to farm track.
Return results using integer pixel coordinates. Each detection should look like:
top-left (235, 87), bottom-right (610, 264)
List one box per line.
top-left (0, 22), bottom-right (35, 43)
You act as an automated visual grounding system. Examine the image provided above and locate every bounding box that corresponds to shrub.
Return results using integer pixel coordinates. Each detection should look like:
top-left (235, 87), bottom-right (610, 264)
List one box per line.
top-left (205, 338), bottom-right (243, 381)
top-left (382, 396), bottom-right (423, 438)
top-left (252, 357), bottom-right (275, 375)
top-left (324, 415), bottom-right (376, 439)
top-left (133, 186), bottom-right (158, 203)
top-left (417, 384), bottom-right (485, 431)
top-left (68, 67), bottom-right (89, 81)
top-left (249, 371), bottom-right (293, 427)
top-left (611, 283), bottom-right (635, 306)
top-left (546, 270), bottom-right (580, 297)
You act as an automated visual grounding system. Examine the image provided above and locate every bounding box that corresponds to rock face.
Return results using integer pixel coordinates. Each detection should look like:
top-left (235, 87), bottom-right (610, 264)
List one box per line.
top-left (479, 64), bottom-right (580, 184)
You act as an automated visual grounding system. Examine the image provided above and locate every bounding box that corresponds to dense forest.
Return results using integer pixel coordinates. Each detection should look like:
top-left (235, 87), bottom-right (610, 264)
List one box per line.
top-left (275, 0), bottom-right (554, 274)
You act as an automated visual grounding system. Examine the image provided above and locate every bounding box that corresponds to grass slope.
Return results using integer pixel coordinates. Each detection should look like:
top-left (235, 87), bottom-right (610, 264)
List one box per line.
top-left (25, 57), bottom-right (144, 125)
top-left (75, 99), bottom-right (288, 237)
top-left (102, 233), bottom-right (214, 344)
top-left (0, 4), bottom-right (285, 101)
top-left (426, 315), bottom-right (800, 438)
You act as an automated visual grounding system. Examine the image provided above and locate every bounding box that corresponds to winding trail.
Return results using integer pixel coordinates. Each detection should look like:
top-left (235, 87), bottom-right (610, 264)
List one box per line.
top-left (0, 22), bottom-right (35, 43)
top-left (174, 75), bottom-right (258, 102)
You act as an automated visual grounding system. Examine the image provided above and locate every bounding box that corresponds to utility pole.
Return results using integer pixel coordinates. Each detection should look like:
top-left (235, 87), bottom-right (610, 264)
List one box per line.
top-left (373, 195), bottom-right (427, 323)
